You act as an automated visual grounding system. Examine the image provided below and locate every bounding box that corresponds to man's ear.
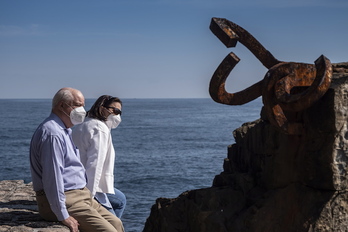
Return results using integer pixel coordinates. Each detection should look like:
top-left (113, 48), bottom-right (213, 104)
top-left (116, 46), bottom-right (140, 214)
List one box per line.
top-left (60, 101), bottom-right (65, 109)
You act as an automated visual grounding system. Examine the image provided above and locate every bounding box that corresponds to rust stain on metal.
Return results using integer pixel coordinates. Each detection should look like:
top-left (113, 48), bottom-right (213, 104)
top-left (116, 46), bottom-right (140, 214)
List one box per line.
top-left (209, 17), bottom-right (333, 135)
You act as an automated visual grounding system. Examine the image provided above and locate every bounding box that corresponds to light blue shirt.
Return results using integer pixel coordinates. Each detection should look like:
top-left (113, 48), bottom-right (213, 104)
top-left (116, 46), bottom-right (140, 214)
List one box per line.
top-left (30, 113), bottom-right (87, 221)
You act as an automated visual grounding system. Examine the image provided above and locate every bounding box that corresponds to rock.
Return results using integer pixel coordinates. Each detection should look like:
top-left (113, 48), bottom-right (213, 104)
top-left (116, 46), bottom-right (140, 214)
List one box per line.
top-left (0, 180), bottom-right (69, 232)
top-left (143, 63), bottom-right (348, 232)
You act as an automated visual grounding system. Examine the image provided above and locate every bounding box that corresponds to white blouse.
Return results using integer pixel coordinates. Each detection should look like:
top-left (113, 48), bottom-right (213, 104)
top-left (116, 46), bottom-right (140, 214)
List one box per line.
top-left (72, 117), bottom-right (115, 197)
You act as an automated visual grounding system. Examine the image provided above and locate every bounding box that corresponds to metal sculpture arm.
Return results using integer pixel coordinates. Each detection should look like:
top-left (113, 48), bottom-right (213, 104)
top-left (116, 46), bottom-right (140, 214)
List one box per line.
top-left (209, 52), bottom-right (264, 105)
top-left (210, 17), bottom-right (280, 69)
top-left (209, 17), bottom-right (281, 105)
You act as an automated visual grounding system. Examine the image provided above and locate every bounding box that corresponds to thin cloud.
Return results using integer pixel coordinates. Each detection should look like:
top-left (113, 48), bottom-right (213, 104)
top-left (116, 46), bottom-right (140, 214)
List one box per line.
top-left (0, 24), bottom-right (43, 36)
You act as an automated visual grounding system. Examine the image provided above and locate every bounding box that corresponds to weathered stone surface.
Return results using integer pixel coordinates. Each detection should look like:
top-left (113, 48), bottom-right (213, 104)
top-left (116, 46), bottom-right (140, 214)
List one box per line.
top-left (0, 180), bottom-right (69, 232)
top-left (143, 63), bottom-right (348, 232)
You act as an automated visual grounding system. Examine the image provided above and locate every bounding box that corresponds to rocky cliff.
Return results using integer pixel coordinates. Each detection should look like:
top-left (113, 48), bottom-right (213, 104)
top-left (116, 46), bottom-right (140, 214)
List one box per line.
top-left (143, 62), bottom-right (348, 232)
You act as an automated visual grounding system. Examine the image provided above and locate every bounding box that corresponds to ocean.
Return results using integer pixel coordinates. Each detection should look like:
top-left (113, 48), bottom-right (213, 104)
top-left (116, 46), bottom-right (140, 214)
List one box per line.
top-left (0, 98), bottom-right (262, 232)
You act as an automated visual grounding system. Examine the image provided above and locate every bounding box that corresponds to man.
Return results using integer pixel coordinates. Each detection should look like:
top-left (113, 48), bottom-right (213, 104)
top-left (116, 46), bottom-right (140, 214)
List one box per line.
top-left (30, 87), bottom-right (124, 232)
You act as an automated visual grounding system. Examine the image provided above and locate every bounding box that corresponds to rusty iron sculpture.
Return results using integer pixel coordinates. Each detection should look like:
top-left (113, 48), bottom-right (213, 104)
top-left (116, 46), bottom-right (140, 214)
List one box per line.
top-left (209, 17), bottom-right (333, 135)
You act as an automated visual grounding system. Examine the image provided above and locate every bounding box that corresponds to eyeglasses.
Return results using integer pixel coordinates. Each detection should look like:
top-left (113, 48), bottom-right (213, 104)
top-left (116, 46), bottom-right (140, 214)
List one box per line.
top-left (105, 106), bottom-right (122, 115)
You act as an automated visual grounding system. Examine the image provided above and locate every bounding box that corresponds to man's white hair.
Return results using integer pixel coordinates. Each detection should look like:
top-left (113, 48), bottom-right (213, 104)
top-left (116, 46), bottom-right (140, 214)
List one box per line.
top-left (52, 88), bottom-right (74, 109)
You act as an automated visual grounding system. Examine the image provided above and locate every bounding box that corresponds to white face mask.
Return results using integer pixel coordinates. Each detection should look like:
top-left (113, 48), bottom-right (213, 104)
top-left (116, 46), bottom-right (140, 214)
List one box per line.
top-left (105, 114), bottom-right (121, 129)
top-left (69, 106), bottom-right (86, 125)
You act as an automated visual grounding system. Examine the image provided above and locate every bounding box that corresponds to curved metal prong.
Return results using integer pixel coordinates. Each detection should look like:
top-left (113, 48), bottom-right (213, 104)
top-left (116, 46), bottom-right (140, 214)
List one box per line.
top-left (209, 52), bottom-right (263, 105)
top-left (210, 17), bottom-right (281, 69)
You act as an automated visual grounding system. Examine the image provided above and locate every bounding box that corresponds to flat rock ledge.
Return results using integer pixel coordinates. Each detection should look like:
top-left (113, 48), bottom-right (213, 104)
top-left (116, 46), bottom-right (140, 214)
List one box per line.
top-left (0, 180), bottom-right (69, 232)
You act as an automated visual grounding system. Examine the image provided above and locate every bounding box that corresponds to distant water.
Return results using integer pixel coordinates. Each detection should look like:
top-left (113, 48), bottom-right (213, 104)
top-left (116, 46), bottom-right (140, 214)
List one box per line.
top-left (0, 98), bottom-right (262, 232)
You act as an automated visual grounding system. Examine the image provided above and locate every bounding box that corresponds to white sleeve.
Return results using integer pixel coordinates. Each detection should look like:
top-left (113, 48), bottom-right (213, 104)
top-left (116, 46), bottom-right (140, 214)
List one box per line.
top-left (84, 123), bottom-right (109, 196)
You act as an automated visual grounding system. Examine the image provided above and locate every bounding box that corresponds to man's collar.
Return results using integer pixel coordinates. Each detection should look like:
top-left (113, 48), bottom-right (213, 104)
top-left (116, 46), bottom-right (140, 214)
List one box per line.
top-left (50, 112), bottom-right (70, 132)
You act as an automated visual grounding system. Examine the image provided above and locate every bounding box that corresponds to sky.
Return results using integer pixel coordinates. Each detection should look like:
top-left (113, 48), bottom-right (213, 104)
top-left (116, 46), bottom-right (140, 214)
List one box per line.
top-left (0, 0), bottom-right (347, 99)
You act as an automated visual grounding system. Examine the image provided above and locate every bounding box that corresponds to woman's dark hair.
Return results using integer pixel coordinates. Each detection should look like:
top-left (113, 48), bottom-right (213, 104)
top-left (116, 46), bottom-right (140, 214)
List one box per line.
top-left (87, 95), bottom-right (122, 121)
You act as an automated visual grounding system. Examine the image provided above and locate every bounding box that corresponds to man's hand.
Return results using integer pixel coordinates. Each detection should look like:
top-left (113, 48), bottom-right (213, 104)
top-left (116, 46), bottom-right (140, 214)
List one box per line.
top-left (61, 216), bottom-right (80, 232)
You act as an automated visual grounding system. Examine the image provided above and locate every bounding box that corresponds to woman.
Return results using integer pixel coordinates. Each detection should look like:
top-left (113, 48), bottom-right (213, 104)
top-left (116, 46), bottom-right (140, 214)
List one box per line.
top-left (72, 95), bottom-right (126, 218)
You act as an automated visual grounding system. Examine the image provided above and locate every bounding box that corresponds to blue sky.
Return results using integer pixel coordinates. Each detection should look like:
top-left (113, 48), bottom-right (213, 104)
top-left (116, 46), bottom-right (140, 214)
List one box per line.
top-left (1, 0), bottom-right (347, 99)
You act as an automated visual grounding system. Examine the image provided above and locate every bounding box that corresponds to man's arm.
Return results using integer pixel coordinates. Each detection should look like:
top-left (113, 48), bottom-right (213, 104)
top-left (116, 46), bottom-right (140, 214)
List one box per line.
top-left (40, 135), bottom-right (70, 221)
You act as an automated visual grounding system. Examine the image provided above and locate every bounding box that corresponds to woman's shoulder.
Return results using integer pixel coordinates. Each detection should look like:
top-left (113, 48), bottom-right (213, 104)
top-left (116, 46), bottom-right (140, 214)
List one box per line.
top-left (84, 117), bottom-right (109, 131)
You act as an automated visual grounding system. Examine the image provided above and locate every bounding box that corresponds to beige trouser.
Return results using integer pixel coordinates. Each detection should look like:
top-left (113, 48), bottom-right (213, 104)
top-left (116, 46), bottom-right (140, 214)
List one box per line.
top-left (36, 187), bottom-right (124, 232)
